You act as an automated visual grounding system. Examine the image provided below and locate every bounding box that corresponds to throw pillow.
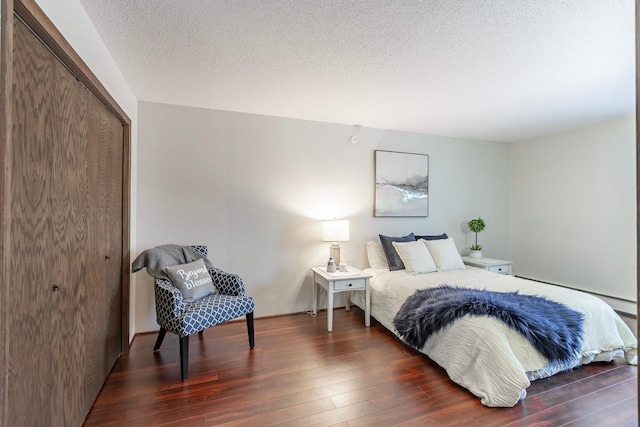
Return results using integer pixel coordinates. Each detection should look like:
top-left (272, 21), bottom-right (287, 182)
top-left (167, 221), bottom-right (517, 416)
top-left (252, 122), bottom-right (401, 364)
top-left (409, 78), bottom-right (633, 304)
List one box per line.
top-left (379, 233), bottom-right (416, 271)
top-left (392, 240), bottom-right (437, 274)
top-left (366, 241), bottom-right (389, 269)
top-left (421, 237), bottom-right (466, 271)
top-left (161, 258), bottom-right (215, 302)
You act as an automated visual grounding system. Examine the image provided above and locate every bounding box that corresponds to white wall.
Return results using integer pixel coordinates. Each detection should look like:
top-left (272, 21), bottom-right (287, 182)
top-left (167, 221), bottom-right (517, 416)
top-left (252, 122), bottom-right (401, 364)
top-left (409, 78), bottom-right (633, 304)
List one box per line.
top-left (34, 0), bottom-right (139, 340)
top-left (135, 101), bottom-right (511, 332)
top-left (510, 116), bottom-right (636, 313)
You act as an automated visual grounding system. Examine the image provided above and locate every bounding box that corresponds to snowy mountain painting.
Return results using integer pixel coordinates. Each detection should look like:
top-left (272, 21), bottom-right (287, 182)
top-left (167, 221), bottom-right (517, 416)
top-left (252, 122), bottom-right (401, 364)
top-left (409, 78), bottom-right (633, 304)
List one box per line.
top-left (374, 151), bottom-right (429, 217)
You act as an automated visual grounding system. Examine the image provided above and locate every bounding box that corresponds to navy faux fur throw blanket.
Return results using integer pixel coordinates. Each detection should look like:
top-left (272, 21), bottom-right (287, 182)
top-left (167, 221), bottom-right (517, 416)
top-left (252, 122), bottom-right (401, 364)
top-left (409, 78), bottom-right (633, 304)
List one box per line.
top-left (393, 285), bottom-right (584, 365)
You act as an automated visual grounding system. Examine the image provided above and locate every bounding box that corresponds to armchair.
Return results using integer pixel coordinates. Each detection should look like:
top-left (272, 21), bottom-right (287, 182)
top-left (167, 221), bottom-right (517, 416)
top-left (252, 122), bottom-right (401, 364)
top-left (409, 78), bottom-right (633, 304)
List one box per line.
top-left (152, 245), bottom-right (254, 381)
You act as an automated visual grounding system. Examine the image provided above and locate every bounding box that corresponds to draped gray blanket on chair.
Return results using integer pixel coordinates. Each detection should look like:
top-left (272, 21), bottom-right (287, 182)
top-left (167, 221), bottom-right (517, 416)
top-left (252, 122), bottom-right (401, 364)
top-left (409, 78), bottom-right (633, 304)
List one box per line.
top-left (393, 285), bottom-right (584, 366)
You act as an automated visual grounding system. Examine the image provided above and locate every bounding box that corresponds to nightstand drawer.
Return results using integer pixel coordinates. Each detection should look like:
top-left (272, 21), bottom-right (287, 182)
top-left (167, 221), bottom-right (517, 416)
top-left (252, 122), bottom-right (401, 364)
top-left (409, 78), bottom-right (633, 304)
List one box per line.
top-left (334, 278), bottom-right (366, 291)
top-left (488, 265), bottom-right (511, 275)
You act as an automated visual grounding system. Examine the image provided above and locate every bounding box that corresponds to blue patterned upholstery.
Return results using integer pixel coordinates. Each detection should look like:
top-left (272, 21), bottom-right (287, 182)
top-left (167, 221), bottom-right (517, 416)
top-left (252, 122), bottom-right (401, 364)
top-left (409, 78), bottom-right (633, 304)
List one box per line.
top-left (152, 245), bottom-right (255, 380)
top-left (154, 278), bottom-right (254, 337)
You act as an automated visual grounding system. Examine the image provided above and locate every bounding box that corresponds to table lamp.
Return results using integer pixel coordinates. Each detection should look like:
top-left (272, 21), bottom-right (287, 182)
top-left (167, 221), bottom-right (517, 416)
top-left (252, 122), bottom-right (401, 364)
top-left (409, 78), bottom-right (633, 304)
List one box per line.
top-left (322, 219), bottom-right (350, 265)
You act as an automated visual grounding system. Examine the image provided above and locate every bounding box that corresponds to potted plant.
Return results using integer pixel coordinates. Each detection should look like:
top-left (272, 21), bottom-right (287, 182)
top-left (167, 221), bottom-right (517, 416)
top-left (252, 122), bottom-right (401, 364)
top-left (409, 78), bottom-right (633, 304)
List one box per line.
top-left (468, 217), bottom-right (486, 258)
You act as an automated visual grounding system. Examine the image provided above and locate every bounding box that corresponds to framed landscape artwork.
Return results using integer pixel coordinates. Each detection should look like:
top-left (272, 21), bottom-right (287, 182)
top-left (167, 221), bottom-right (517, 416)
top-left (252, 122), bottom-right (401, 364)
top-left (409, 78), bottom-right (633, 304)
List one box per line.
top-left (374, 150), bottom-right (429, 217)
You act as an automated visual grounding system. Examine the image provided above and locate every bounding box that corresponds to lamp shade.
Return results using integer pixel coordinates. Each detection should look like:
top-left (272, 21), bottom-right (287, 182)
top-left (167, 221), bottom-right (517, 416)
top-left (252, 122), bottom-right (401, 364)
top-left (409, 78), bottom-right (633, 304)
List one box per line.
top-left (322, 219), bottom-right (350, 242)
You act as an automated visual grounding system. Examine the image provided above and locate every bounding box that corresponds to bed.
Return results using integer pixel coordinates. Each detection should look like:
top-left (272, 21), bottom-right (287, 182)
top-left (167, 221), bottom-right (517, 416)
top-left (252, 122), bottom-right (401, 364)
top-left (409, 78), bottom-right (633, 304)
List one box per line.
top-left (350, 236), bottom-right (637, 407)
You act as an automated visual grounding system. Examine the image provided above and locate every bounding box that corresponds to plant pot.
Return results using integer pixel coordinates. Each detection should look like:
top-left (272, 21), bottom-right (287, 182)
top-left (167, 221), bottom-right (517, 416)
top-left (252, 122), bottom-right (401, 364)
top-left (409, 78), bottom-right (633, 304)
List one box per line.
top-left (469, 250), bottom-right (482, 258)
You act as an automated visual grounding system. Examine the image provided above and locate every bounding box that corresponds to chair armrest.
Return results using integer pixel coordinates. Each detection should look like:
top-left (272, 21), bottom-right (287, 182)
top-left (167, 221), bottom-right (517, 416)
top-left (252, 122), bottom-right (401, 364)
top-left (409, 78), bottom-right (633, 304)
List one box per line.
top-left (209, 267), bottom-right (245, 296)
top-left (154, 279), bottom-right (186, 319)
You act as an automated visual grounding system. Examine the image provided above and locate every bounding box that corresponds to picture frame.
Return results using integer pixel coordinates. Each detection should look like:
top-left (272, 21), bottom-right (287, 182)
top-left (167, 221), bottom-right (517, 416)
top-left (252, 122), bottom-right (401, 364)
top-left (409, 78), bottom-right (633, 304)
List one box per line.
top-left (374, 150), bottom-right (429, 217)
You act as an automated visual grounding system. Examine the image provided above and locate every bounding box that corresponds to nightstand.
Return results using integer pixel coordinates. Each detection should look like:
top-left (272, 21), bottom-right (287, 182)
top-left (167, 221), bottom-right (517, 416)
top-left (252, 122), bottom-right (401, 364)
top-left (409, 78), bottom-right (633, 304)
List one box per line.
top-left (311, 266), bottom-right (371, 332)
top-left (461, 256), bottom-right (515, 275)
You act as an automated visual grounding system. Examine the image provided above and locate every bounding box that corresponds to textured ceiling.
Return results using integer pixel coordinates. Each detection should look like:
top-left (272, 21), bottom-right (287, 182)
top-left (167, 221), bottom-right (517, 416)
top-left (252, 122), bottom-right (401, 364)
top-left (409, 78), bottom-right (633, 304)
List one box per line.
top-left (78, 0), bottom-right (635, 142)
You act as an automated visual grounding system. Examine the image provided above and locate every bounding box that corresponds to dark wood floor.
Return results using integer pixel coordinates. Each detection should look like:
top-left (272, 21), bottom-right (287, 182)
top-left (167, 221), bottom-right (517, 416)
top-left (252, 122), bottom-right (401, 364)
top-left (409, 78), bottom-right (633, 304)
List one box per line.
top-left (84, 308), bottom-right (638, 427)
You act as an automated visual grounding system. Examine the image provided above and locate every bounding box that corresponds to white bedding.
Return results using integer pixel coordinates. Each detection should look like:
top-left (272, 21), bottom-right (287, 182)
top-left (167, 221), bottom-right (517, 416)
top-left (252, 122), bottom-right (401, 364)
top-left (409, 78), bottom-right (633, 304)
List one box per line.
top-left (350, 267), bottom-right (637, 407)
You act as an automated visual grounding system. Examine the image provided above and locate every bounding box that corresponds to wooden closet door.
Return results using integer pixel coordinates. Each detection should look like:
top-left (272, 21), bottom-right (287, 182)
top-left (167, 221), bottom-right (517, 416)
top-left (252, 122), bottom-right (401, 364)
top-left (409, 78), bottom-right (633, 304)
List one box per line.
top-left (7, 16), bottom-right (123, 426)
top-left (83, 94), bottom-right (123, 408)
top-left (47, 25), bottom-right (91, 424)
top-left (5, 17), bottom-right (85, 425)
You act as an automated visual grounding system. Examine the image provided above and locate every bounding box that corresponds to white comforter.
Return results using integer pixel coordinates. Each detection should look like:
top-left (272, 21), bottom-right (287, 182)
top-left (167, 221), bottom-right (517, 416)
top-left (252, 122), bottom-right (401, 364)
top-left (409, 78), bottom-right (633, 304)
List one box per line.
top-left (350, 267), bottom-right (637, 407)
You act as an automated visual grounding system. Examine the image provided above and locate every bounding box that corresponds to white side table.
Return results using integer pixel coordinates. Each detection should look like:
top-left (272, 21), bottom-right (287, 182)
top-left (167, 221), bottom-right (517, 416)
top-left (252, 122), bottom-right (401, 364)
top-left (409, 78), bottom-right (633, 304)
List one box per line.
top-left (461, 256), bottom-right (515, 275)
top-left (311, 266), bottom-right (371, 332)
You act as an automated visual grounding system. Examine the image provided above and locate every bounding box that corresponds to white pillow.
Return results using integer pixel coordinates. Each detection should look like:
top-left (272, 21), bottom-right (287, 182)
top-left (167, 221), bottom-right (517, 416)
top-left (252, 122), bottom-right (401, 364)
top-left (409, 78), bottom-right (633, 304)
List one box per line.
top-left (366, 241), bottom-right (389, 269)
top-left (391, 241), bottom-right (437, 274)
top-left (421, 237), bottom-right (466, 271)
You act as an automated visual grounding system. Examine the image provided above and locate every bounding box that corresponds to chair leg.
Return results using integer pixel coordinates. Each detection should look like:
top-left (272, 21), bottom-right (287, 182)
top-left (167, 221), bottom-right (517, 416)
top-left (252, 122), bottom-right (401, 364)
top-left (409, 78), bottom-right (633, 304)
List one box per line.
top-left (246, 312), bottom-right (255, 349)
top-left (153, 328), bottom-right (167, 351)
top-left (179, 335), bottom-right (189, 381)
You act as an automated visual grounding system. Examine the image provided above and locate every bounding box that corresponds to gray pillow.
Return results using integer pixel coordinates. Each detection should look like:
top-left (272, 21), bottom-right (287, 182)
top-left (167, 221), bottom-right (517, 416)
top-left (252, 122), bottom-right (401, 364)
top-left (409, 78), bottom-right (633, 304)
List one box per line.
top-left (161, 258), bottom-right (215, 302)
top-left (379, 233), bottom-right (416, 271)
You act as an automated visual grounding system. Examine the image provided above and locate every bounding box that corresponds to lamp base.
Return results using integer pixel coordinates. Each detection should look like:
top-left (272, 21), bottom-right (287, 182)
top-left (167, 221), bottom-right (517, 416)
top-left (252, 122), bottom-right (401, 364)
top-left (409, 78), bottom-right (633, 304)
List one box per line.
top-left (329, 243), bottom-right (341, 265)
